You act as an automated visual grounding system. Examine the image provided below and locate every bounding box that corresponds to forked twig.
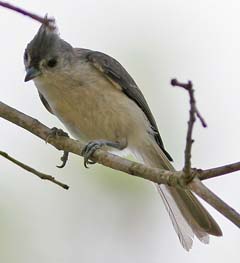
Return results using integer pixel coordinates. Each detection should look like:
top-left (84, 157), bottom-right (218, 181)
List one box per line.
top-left (171, 79), bottom-right (207, 179)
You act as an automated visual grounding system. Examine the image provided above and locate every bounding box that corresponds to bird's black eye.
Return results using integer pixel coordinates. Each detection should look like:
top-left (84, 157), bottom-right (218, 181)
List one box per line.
top-left (24, 51), bottom-right (28, 61)
top-left (47, 58), bottom-right (57, 68)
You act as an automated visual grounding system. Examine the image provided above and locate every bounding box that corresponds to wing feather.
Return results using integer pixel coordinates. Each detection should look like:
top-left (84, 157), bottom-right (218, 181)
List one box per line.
top-left (85, 50), bottom-right (172, 161)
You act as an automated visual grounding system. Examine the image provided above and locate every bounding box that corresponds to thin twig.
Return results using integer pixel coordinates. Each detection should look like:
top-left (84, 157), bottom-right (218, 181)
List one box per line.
top-left (0, 1), bottom-right (55, 28)
top-left (171, 79), bottom-right (207, 179)
top-left (0, 150), bottom-right (69, 190)
top-left (171, 79), bottom-right (194, 178)
top-left (170, 79), bottom-right (240, 228)
top-left (198, 162), bottom-right (240, 180)
top-left (171, 79), bottom-right (207, 127)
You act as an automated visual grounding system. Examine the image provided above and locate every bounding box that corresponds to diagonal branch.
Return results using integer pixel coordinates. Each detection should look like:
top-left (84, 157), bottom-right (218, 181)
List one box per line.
top-left (0, 1), bottom-right (55, 29)
top-left (199, 162), bottom-right (240, 180)
top-left (0, 100), bottom-right (240, 228)
top-left (0, 150), bottom-right (69, 189)
top-left (189, 178), bottom-right (240, 227)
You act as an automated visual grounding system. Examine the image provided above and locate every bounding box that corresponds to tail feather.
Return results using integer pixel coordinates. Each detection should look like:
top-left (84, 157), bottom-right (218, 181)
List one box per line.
top-left (132, 136), bottom-right (222, 250)
top-left (156, 184), bottom-right (195, 250)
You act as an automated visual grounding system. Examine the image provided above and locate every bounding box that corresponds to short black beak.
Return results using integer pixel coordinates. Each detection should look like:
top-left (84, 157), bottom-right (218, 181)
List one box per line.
top-left (24, 67), bottom-right (41, 82)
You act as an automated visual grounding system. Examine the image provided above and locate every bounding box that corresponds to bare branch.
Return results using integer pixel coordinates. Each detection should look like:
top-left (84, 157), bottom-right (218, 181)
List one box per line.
top-left (169, 78), bottom-right (240, 228)
top-left (199, 162), bottom-right (240, 180)
top-left (0, 1), bottom-right (55, 29)
top-left (171, 79), bottom-right (207, 127)
top-left (171, 79), bottom-right (207, 180)
top-left (0, 150), bottom-right (69, 190)
top-left (0, 100), bottom-right (240, 228)
top-left (189, 178), bottom-right (240, 227)
top-left (0, 101), bottom-right (177, 185)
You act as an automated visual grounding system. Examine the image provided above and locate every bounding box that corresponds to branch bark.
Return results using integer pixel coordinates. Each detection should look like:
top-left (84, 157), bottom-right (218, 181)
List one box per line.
top-left (171, 79), bottom-right (207, 179)
top-left (189, 178), bottom-right (240, 227)
top-left (0, 150), bottom-right (69, 189)
top-left (0, 100), bottom-right (240, 228)
top-left (0, 1), bottom-right (54, 27)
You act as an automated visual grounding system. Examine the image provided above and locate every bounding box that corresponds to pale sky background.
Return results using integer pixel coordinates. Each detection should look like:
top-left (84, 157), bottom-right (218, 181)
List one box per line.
top-left (0, 0), bottom-right (239, 262)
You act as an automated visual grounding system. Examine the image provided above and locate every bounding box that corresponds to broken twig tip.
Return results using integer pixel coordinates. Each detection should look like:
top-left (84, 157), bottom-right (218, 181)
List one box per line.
top-left (171, 78), bottom-right (192, 90)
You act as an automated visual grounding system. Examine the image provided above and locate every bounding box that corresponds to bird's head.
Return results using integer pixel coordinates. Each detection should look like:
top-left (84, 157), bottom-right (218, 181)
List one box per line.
top-left (24, 18), bottom-right (73, 82)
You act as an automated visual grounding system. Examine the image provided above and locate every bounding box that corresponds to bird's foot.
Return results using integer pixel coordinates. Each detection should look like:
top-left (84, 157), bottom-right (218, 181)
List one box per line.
top-left (46, 127), bottom-right (69, 141)
top-left (81, 139), bottom-right (124, 168)
top-left (46, 127), bottom-right (70, 168)
top-left (57, 150), bottom-right (69, 169)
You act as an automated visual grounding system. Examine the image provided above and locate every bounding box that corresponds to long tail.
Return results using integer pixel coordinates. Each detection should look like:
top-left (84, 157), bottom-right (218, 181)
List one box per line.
top-left (132, 137), bottom-right (222, 251)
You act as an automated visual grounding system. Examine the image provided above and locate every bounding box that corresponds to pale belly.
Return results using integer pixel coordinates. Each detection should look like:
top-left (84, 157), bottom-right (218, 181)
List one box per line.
top-left (34, 75), bottom-right (151, 148)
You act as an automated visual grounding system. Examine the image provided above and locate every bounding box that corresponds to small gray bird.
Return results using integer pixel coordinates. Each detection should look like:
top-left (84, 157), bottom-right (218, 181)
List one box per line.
top-left (24, 20), bottom-right (222, 250)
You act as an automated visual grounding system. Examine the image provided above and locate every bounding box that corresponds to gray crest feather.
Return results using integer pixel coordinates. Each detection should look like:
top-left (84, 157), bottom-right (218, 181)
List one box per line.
top-left (26, 17), bottom-right (72, 67)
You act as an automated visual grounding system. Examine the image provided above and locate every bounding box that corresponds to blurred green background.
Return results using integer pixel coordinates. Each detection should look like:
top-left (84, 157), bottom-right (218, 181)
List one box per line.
top-left (0, 0), bottom-right (239, 262)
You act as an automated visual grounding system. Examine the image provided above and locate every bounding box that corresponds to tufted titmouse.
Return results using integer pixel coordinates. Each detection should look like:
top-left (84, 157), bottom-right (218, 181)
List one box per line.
top-left (24, 21), bottom-right (222, 250)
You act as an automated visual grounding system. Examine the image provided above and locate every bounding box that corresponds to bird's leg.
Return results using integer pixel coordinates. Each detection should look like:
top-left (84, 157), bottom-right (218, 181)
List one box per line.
top-left (81, 139), bottom-right (127, 168)
top-left (46, 127), bottom-right (70, 168)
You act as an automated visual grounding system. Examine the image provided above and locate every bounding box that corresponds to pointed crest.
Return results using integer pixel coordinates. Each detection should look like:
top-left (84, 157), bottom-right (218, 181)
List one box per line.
top-left (38, 14), bottom-right (58, 34)
top-left (26, 16), bottom-right (60, 67)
